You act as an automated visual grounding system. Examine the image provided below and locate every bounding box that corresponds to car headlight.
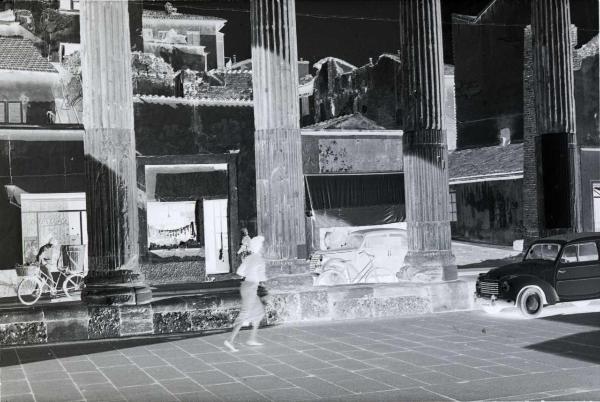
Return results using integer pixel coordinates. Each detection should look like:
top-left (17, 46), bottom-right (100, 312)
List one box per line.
top-left (501, 281), bottom-right (510, 293)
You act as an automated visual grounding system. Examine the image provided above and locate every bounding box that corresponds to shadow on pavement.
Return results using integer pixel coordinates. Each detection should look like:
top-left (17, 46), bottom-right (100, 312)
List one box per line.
top-left (0, 331), bottom-right (222, 368)
top-left (525, 311), bottom-right (600, 364)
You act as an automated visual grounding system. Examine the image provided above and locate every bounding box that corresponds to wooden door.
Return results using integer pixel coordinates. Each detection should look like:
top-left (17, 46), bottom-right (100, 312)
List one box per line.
top-left (203, 198), bottom-right (229, 274)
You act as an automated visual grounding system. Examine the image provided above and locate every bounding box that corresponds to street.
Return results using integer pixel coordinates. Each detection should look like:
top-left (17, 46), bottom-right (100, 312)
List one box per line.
top-left (2, 307), bottom-right (600, 402)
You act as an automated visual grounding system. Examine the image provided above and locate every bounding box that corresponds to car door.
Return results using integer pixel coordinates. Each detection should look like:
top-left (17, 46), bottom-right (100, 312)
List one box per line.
top-left (555, 241), bottom-right (600, 301)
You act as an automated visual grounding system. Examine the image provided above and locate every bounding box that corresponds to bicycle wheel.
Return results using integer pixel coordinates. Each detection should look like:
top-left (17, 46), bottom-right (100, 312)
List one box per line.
top-left (17, 277), bottom-right (44, 305)
top-left (63, 273), bottom-right (84, 298)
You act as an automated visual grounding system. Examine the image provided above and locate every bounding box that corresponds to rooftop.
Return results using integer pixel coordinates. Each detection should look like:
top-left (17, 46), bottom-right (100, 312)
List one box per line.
top-left (302, 113), bottom-right (386, 131)
top-left (448, 143), bottom-right (523, 184)
top-left (143, 10), bottom-right (225, 22)
top-left (0, 37), bottom-right (56, 73)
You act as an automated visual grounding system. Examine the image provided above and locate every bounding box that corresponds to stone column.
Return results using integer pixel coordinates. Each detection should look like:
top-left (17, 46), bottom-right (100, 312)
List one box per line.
top-left (531, 0), bottom-right (582, 234)
top-left (398, 0), bottom-right (457, 282)
top-left (250, 0), bottom-right (306, 260)
top-left (80, 0), bottom-right (151, 304)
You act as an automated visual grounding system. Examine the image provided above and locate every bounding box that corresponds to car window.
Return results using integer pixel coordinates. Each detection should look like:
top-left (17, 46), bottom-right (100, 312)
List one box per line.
top-left (577, 242), bottom-right (599, 262)
top-left (559, 242), bottom-right (599, 263)
top-left (560, 245), bottom-right (578, 263)
top-left (525, 243), bottom-right (560, 261)
top-left (364, 235), bottom-right (388, 248)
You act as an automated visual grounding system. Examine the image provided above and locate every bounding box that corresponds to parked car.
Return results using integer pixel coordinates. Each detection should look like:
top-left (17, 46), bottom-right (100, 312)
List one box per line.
top-left (475, 232), bottom-right (600, 317)
top-left (310, 228), bottom-right (408, 286)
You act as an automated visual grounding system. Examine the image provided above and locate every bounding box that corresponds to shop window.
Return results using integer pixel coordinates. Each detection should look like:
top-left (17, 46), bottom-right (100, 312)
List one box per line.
top-left (7, 102), bottom-right (24, 124)
top-left (187, 31), bottom-right (201, 46)
top-left (0, 101), bottom-right (6, 123)
top-left (72, 0), bottom-right (80, 10)
top-left (449, 190), bottom-right (457, 222)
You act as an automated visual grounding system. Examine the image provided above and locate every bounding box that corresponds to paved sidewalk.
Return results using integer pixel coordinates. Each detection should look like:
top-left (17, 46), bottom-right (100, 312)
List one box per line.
top-left (2, 308), bottom-right (600, 402)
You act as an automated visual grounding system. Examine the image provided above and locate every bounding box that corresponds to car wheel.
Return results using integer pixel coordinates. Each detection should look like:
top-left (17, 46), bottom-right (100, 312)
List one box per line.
top-left (315, 270), bottom-right (348, 286)
top-left (517, 287), bottom-right (545, 318)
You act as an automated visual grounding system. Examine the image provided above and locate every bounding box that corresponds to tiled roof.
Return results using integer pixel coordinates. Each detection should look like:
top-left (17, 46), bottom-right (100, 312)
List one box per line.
top-left (448, 143), bottom-right (523, 183)
top-left (143, 10), bottom-right (225, 22)
top-left (135, 94), bottom-right (252, 107)
top-left (0, 37), bottom-right (57, 73)
top-left (303, 113), bottom-right (386, 130)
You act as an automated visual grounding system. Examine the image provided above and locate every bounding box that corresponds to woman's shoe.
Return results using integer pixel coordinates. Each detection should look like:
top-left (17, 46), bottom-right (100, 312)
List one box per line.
top-left (224, 340), bottom-right (239, 352)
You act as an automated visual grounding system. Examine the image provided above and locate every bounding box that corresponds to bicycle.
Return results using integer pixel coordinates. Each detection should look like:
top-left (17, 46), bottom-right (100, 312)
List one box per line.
top-left (314, 250), bottom-right (397, 286)
top-left (17, 265), bottom-right (85, 306)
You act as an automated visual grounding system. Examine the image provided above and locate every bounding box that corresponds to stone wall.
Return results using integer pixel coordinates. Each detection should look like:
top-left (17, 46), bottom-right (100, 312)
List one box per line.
top-left (0, 279), bottom-right (475, 346)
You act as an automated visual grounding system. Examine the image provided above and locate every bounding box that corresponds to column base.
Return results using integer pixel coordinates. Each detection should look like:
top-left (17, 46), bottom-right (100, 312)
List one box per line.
top-left (82, 270), bottom-right (153, 305)
top-left (397, 250), bottom-right (457, 282)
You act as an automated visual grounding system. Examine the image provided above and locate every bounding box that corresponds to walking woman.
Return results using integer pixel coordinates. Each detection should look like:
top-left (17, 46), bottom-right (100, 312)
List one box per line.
top-left (225, 236), bottom-right (267, 352)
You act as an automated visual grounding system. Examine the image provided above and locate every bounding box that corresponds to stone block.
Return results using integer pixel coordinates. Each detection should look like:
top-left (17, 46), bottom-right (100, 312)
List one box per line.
top-left (140, 260), bottom-right (206, 285)
top-left (120, 305), bottom-right (154, 336)
top-left (299, 291), bottom-right (329, 321)
top-left (46, 319), bottom-right (88, 343)
top-left (190, 308), bottom-right (239, 331)
top-left (331, 297), bottom-right (375, 320)
top-left (429, 280), bottom-right (474, 312)
top-left (153, 312), bottom-right (191, 334)
top-left (88, 306), bottom-right (120, 339)
top-left (370, 296), bottom-right (430, 318)
top-left (266, 274), bottom-right (314, 290)
top-left (0, 308), bottom-right (43, 324)
top-left (214, 292), bottom-right (242, 309)
top-left (151, 297), bottom-right (189, 313)
top-left (264, 293), bottom-right (300, 325)
top-left (44, 305), bottom-right (88, 321)
top-left (0, 322), bottom-right (46, 345)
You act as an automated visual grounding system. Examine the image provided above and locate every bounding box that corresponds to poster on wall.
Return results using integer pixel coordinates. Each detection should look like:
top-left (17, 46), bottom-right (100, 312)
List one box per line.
top-left (147, 201), bottom-right (202, 259)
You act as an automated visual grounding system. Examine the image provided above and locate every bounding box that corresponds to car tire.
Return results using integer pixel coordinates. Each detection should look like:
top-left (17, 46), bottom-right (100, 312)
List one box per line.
top-left (517, 286), bottom-right (545, 318)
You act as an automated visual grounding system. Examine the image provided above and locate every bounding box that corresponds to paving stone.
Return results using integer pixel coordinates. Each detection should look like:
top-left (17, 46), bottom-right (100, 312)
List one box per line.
top-left (273, 354), bottom-right (333, 370)
top-left (213, 361), bottom-right (269, 378)
top-left (406, 370), bottom-right (462, 385)
top-left (62, 359), bottom-right (97, 373)
top-left (162, 357), bottom-right (212, 373)
top-left (239, 374), bottom-right (294, 391)
top-left (118, 384), bottom-right (178, 402)
top-left (159, 378), bottom-right (206, 394)
top-left (195, 351), bottom-right (242, 364)
top-left (259, 387), bottom-right (319, 401)
top-left (329, 358), bottom-right (374, 371)
top-left (70, 371), bottom-right (109, 386)
top-left (100, 365), bottom-right (155, 387)
top-left (29, 380), bottom-right (83, 402)
top-left (286, 376), bottom-right (355, 398)
top-left (78, 383), bottom-right (126, 402)
top-left (88, 353), bottom-right (132, 368)
top-left (174, 390), bottom-right (220, 401)
top-left (0, 394), bottom-right (35, 402)
top-left (336, 377), bottom-right (394, 393)
top-left (0, 380), bottom-right (31, 396)
top-left (387, 351), bottom-right (451, 367)
top-left (128, 354), bottom-right (167, 368)
top-left (187, 369), bottom-right (236, 385)
top-left (144, 365), bottom-right (186, 380)
top-left (260, 363), bottom-right (308, 379)
top-left (428, 363), bottom-right (495, 381)
top-left (0, 367), bottom-right (26, 382)
top-left (356, 368), bottom-right (427, 389)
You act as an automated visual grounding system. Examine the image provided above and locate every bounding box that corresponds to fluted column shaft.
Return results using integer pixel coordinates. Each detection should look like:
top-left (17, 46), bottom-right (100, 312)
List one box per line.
top-left (250, 0), bottom-right (306, 260)
top-left (531, 0), bottom-right (582, 233)
top-left (80, 0), bottom-right (150, 304)
top-left (399, 0), bottom-right (456, 282)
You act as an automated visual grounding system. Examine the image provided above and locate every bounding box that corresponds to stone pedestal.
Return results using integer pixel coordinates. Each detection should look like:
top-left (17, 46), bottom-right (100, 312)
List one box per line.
top-left (531, 0), bottom-right (582, 234)
top-left (250, 0), bottom-right (306, 261)
top-left (398, 0), bottom-right (457, 282)
top-left (79, 0), bottom-right (151, 304)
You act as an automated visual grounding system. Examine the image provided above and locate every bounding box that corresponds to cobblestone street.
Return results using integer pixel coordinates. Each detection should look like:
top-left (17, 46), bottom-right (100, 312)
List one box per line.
top-left (2, 307), bottom-right (600, 402)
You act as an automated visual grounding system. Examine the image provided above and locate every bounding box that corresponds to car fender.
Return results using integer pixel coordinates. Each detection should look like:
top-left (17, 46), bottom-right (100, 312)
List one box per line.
top-left (506, 275), bottom-right (559, 305)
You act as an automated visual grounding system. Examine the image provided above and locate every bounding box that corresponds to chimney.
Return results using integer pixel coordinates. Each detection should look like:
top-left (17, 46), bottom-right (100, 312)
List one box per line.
top-left (499, 128), bottom-right (511, 146)
top-left (297, 58), bottom-right (309, 79)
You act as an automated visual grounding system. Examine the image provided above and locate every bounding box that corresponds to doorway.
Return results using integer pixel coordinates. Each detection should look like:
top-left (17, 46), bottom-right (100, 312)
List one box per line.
top-left (593, 183), bottom-right (600, 232)
top-left (203, 198), bottom-right (229, 274)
